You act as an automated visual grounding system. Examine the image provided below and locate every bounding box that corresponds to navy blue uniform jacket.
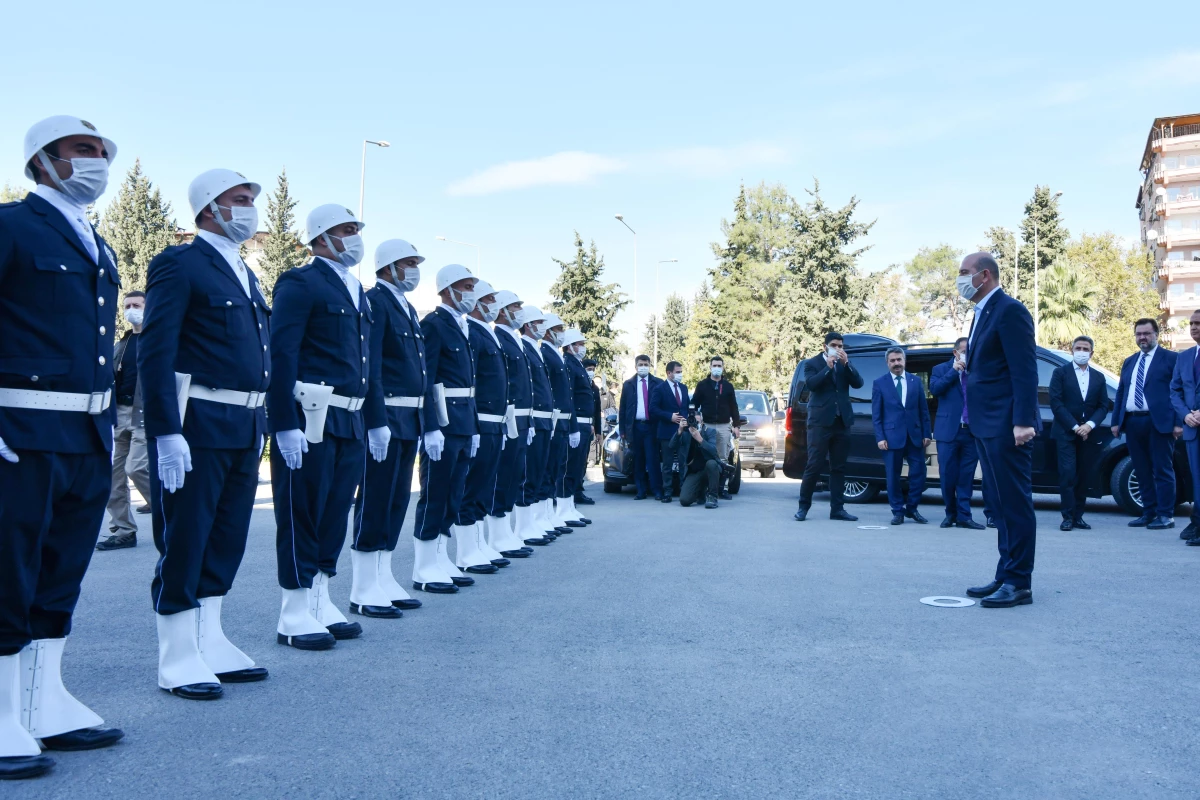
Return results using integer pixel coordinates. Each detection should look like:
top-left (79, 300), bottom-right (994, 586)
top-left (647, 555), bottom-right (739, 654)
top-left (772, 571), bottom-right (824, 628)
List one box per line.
top-left (929, 359), bottom-right (968, 442)
top-left (565, 352), bottom-right (595, 433)
top-left (366, 285), bottom-right (426, 441)
top-left (498, 329), bottom-right (533, 432)
top-left (420, 307), bottom-right (477, 437)
top-left (468, 319), bottom-right (508, 436)
top-left (965, 290), bottom-right (1040, 439)
top-left (0, 193), bottom-right (119, 453)
top-left (541, 342), bottom-right (572, 433)
top-left (650, 380), bottom-right (690, 440)
top-left (139, 237), bottom-right (270, 449)
top-left (1171, 346), bottom-right (1200, 442)
top-left (871, 372), bottom-right (931, 448)
top-left (1113, 346), bottom-right (1179, 435)
top-left (523, 339), bottom-right (554, 432)
top-left (619, 374), bottom-right (663, 433)
top-left (267, 260), bottom-right (383, 439)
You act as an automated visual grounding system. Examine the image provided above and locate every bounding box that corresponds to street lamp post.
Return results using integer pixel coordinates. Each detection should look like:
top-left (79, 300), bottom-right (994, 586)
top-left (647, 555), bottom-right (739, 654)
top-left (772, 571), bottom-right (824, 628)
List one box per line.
top-left (1032, 190), bottom-right (1064, 344)
top-left (436, 235), bottom-right (481, 272)
top-left (614, 214), bottom-right (637, 328)
top-left (357, 139), bottom-right (390, 280)
top-left (655, 259), bottom-right (678, 367)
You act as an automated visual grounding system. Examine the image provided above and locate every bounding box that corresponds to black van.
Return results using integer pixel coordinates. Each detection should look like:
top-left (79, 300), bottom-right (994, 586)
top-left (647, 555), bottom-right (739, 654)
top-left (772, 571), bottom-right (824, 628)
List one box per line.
top-left (781, 334), bottom-right (1192, 516)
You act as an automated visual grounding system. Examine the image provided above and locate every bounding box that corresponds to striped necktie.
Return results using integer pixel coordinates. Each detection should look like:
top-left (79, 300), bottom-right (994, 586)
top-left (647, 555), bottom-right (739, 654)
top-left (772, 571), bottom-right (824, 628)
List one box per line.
top-left (1133, 353), bottom-right (1148, 410)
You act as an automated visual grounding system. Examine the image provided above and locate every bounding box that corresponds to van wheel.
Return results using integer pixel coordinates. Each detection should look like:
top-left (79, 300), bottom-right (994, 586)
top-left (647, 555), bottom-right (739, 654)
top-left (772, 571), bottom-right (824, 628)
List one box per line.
top-left (1109, 456), bottom-right (1144, 516)
top-left (603, 481), bottom-right (622, 494)
top-left (843, 479), bottom-right (881, 504)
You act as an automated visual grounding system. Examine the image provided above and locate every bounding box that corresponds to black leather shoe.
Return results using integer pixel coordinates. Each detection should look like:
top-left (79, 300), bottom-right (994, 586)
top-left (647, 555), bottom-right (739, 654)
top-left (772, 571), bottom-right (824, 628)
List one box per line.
top-left (986, 516), bottom-right (997, 528)
top-left (450, 575), bottom-right (475, 587)
top-left (577, 517), bottom-right (593, 524)
top-left (1178, 522), bottom-right (1197, 540)
top-left (1059, 519), bottom-right (1074, 531)
top-left (465, 564), bottom-right (498, 574)
top-left (217, 667), bottom-right (269, 683)
top-left (164, 683), bottom-right (223, 701)
top-left (96, 532), bottom-right (136, 551)
top-left (956, 519), bottom-right (986, 530)
top-left (412, 581), bottom-right (458, 594)
top-left (793, 508), bottom-right (808, 522)
top-left (575, 494), bottom-right (595, 505)
top-left (653, 494), bottom-right (665, 502)
top-left (0, 754), bottom-right (55, 780)
top-left (277, 631), bottom-right (337, 649)
top-left (137, 504), bottom-right (151, 514)
top-left (980, 583), bottom-right (1033, 608)
top-left (890, 514), bottom-right (904, 525)
top-left (393, 597), bottom-right (423, 609)
top-left (1186, 527), bottom-right (1200, 542)
top-left (966, 579), bottom-right (1003, 598)
top-left (501, 549), bottom-right (532, 558)
top-left (719, 491), bottom-right (733, 500)
top-left (1128, 514), bottom-right (1154, 527)
top-left (704, 494), bottom-right (718, 509)
top-left (1148, 516), bottom-right (1175, 530)
top-left (490, 558), bottom-right (511, 567)
top-left (661, 496), bottom-right (674, 504)
top-left (940, 515), bottom-right (954, 528)
top-left (905, 510), bottom-right (928, 524)
top-left (349, 603), bottom-right (403, 618)
top-left (1073, 518), bottom-right (1091, 530)
top-left (565, 520), bottom-right (586, 527)
top-left (553, 526), bottom-right (573, 534)
top-left (829, 510), bottom-right (859, 522)
top-left (634, 494), bottom-right (647, 500)
top-left (1187, 536), bottom-right (1200, 546)
top-left (40, 726), bottom-right (126, 750)
top-left (327, 621), bottom-right (363, 639)
top-left (541, 531), bottom-right (558, 540)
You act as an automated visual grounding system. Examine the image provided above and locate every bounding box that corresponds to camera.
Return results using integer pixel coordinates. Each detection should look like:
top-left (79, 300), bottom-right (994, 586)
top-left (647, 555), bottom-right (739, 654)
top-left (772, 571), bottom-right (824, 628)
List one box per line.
top-left (686, 403), bottom-right (698, 428)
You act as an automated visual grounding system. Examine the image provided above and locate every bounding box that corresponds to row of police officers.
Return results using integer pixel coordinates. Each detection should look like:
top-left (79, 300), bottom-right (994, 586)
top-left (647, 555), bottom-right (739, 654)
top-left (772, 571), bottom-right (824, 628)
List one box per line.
top-left (0, 115), bottom-right (597, 781)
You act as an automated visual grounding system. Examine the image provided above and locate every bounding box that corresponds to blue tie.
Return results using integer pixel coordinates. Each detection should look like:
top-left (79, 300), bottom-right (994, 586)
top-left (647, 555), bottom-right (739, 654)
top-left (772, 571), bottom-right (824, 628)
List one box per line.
top-left (1133, 353), bottom-right (1148, 410)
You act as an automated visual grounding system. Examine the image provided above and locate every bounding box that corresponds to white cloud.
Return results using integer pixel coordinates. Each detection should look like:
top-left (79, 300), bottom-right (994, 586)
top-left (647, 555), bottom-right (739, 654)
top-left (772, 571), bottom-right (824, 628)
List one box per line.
top-left (446, 151), bottom-right (627, 197)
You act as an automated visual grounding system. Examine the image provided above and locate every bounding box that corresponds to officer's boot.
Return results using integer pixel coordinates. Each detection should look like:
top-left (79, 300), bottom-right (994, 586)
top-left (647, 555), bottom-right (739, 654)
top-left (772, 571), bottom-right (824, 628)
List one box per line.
top-left (514, 505), bottom-right (551, 546)
top-left (0, 653), bottom-right (51, 779)
top-left (540, 499), bottom-right (567, 535)
top-left (566, 495), bottom-right (592, 525)
top-left (20, 639), bottom-right (123, 750)
top-left (559, 496), bottom-right (586, 527)
top-left (308, 573), bottom-right (361, 639)
top-left (348, 550), bottom-right (402, 619)
top-left (485, 514), bottom-right (528, 558)
top-left (156, 610), bottom-right (222, 700)
top-left (197, 596), bottom-right (266, 682)
top-left (474, 521), bottom-right (510, 567)
top-left (377, 550), bottom-right (422, 609)
top-left (411, 537), bottom-right (457, 594)
top-left (277, 587), bottom-right (335, 650)
top-left (435, 534), bottom-right (474, 586)
top-left (452, 523), bottom-right (496, 574)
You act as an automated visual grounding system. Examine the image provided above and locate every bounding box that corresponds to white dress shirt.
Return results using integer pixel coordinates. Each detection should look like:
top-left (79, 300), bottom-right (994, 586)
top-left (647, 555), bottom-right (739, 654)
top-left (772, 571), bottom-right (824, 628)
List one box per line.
top-left (967, 286), bottom-right (1001, 347)
top-left (439, 303), bottom-right (468, 336)
top-left (467, 314), bottom-right (500, 345)
top-left (1125, 346), bottom-right (1157, 412)
top-left (522, 334), bottom-right (544, 360)
top-left (1073, 365), bottom-right (1094, 431)
top-left (378, 279), bottom-right (418, 322)
top-left (319, 256), bottom-right (360, 310)
top-left (34, 184), bottom-right (98, 263)
top-left (196, 229), bottom-right (251, 297)
top-left (499, 323), bottom-right (522, 344)
top-left (635, 375), bottom-right (651, 421)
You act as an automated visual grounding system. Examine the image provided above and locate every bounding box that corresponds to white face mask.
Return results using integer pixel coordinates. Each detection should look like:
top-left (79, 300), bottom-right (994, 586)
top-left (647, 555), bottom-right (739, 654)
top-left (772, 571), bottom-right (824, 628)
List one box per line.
top-left (711, 366), bottom-right (723, 378)
top-left (1073, 351), bottom-right (1091, 366)
top-left (210, 202), bottom-right (258, 243)
top-left (479, 299), bottom-right (499, 323)
top-left (671, 372), bottom-right (683, 383)
top-left (586, 369), bottom-right (596, 380)
top-left (574, 345), bottom-right (587, 359)
top-left (826, 346), bottom-right (840, 359)
top-left (956, 272), bottom-right (982, 301)
top-left (526, 322), bottom-right (545, 340)
top-left (636, 366), bottom-right (650, 378)
top-left (450, 286), bottom-right (477, 315)
top-left (548, 329), bottom-right (563, 346)
top-left (323, 232), bottom-right (364, 268)
top-left (388, 264), bottom-right (420, 293)
top-left (39, 151), bottom-right (109, 205)
top-left (123, 308), bottom-right (143, 327)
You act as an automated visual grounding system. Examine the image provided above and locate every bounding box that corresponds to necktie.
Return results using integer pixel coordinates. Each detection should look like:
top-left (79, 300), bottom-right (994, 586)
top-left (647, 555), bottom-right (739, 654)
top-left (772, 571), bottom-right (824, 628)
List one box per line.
top-left (641, 379), bottom-right (649, 419)
top-left (1193, 351), bottom-right (1200, 386)
top-left (894, 374), bottom-right (903, 402)
top-left (960, 371), bottom-right (969, 424)
top-left (1134, 353), bottom-right (1148, 410)
top-left (673, 382), bottom-right (681, 405)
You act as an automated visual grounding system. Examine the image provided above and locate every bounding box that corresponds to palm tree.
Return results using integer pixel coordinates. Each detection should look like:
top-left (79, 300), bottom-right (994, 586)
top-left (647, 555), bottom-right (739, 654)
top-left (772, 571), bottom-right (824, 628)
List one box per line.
top-left (1039, 258), bottom-right (1098, 349)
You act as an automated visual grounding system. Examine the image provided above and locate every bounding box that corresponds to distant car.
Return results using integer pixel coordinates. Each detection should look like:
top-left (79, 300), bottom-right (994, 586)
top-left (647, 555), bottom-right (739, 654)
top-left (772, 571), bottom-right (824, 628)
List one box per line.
top-left (781, 333), bottom-right (1192, 516)
top-left (734, 390), bottom-right (780, 478)
top-left (602, 408), bottom-right (745, 495)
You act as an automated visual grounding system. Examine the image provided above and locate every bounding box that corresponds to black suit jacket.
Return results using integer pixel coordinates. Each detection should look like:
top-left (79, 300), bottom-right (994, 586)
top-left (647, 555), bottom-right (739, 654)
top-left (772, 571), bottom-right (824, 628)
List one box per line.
top-left (619, 374), bottom-right (663, 433)
top-left (1048, 363), bottom-right (1112, 441)
top-left (803, 353), bottom-right (863, 427)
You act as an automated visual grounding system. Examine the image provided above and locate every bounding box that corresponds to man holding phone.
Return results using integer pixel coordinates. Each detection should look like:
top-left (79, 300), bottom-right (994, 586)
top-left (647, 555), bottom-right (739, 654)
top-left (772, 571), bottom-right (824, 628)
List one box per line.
top-left (795, 332), bottom-right (863, 522)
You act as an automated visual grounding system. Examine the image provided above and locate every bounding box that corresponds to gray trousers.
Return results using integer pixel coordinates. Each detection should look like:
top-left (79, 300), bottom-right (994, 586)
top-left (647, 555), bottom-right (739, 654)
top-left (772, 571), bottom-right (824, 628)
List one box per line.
top-left (106, 404), bottom-right (150, 535)
top-left (710, 422), bottom-right (734, 460)
top-left (679, 461), bottom-right (721, 506)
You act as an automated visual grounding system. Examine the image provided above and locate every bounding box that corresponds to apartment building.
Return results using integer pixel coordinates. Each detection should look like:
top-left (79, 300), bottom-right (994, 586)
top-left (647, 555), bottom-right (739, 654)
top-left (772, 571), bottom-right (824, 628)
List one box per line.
top-left (1139, 113), bottom-right (1200, 348)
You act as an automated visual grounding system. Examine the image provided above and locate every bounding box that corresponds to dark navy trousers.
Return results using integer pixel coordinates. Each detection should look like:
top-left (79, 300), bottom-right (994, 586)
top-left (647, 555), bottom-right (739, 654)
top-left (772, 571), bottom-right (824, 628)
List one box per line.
top-left (0, 451), bottom-right (108, 655)
top-left (352, 437), bottom-right (418, 552)
top-left (1124, 414), bottom-right (1177, 519)
top-left (976, 434), bottom-right (1036, 591)
top-left (564, 424), bottom-right (592, 499)
top-left (272, 433), bottom-right (365, 590)
top-left (937, 427), bottom-right (979, 522)
top-left (884, 440), bottom-right (926, 515)
top-left (462, 432), bottom-right (504, 525)
top-left (150, 442), bottom-right (258, 614)
top-left (519, 430), bottom-right (550, 507)
top-left (627, 420), bottom-right (662, 497)
top-left (413, 433), bottom-right (471, 541)
top-left (542, 428), bottom-right (569, 501)
top-left (491, 428), bottom-right (528, 517)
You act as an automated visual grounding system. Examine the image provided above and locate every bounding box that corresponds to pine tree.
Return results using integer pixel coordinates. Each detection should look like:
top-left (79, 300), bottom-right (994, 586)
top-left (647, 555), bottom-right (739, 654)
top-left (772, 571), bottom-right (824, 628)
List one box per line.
top-left (258, 168), bottom-right (308, 299)
top-left (548, 232), bottom-right (630, 380)
top-left (1017, 186), bottom-right (1069, 308)
top-left (640, 293), bottom-right (691, 372)
top-left (98, 159), bottom-right (177, 325)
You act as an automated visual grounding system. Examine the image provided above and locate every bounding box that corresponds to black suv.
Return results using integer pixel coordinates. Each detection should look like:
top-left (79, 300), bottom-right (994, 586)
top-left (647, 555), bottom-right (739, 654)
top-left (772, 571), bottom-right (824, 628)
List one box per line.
top-left (781, 334), bottom-right (1192, 516)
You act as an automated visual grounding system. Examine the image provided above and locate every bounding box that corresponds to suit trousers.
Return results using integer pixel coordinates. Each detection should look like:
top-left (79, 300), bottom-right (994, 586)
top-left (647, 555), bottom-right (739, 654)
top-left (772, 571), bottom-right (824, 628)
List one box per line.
top-left (414, 433), bottom-right (472, 541)
top-left (352, 437), bottom-right (418, 552)
top-left (150, 443), bottom-right (258, 614)
top-left (1187, 437), bottom-right (1200, 525)
top-left (564, 424), bottom-right (592, 499)
top-left (493, 428), bottom-right (528, 516)
top-left (272, 433), bottom-right (366, 590)
top-left (462, 432), bottom-right (504, 525)
top-left (519, 429), bottom-right (550, 507)
top-left (884, 440), bottom-right (926, 514)
top-left (798, 418), bottom-right (851, 513)
top-left (936, 427), bottom-right (979, 522)
top-left (0, 451), bottom-right (109, 655)
top-left (106, 403), bottom-right (150, 535)
top-left (976, 434), bottom-right (1036, 591)
top-left (679, 460), bottom-right (720, 507)
top-left (1055, 434), bottom-right (1099, 521)
top-left (627, 420), bottom-right (662, 496)
top-left (541, 428), bottom-right (569, 502)
top-left (1123, 414), bottom-right (1177, 519)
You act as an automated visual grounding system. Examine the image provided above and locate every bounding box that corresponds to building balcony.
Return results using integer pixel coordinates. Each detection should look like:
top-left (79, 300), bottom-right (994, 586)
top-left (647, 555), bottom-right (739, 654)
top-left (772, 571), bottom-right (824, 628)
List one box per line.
top-left (1158, 260), bottom-right (1200, 283)
top-left (1160, 294), bottom-right (1200, 316)
top-left (1154, 164), bottom-right (1200, 185)
top-left (1161, 194), bottom-right (1200, 217)
top-left (1167, 330), bottom-right (1195, 350)
top-left (1152, 124), bottom-right (1200, 153)
top-left (1166, 229), bottom-right (1200, 248)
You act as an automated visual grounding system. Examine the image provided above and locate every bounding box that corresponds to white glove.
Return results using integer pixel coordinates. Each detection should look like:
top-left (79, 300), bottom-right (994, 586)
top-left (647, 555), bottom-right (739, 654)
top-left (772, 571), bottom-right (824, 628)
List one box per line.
top-left (470, 434), bottom-right (480, 458)
top-left (501, 436), bottom-right (506, 451)
top-left (368, 426), bottom-right (391, 463)
top-left (424, 430), bottom-right (445, 461)
top-left (156, 434), bottom-right (193, 493)
top-left (276, 429), bottom-right (308, 471)
top-left (0, 434), bottom-right (18, 463)
top-left (569, 431), bottom-right (581, 449)
top-left (527, 427), bottom-right (536, 446)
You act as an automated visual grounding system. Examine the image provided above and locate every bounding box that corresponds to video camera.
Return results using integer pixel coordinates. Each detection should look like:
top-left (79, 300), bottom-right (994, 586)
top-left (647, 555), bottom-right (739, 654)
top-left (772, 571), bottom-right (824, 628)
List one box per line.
top-left (686, 403), bottom-right (698, 429)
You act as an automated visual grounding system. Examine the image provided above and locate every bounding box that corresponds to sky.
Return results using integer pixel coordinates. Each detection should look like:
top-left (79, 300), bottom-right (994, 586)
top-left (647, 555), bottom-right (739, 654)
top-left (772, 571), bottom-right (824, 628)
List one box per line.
top-left (3, 0), bottom-right (1195, 348)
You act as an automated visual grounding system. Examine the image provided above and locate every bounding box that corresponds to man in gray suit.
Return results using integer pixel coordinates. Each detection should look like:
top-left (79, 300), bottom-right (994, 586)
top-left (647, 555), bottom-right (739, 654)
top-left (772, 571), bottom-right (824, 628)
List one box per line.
top-left (1170, 308), bottom-right (1200, 545)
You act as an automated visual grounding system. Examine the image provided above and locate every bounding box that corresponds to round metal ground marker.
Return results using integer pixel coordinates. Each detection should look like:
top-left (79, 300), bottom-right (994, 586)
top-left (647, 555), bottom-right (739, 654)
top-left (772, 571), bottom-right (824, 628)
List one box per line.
top-left (857, 525), bottom-right (888, 530)
top-left (920, 596), bottom-right (975, 608)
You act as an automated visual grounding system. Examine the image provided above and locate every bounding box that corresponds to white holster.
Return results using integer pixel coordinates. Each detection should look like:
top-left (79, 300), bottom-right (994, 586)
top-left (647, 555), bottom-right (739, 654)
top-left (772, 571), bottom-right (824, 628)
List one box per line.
top-left (504, 404), bottom-right (518, 439)
top-left (174, 372), bottom-right (192, 426)
top-left (433, 383), bottom-right (450, 428)
top-left (294, 382), bottom-right (335, 444)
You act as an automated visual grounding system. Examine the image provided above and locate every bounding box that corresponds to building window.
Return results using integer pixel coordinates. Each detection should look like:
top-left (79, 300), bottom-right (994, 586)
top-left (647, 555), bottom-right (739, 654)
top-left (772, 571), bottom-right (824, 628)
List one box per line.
top-left (1187, 156), bottom-right (1200, 168)
top-left (1170, 282), bottom-right (1185, 296)
top-left (1167, 219), bottom-right (1183, 230)
top-left (1165, 157), bottom-right (1180, 169)
top-left (1168, 251), bottom-right (1185, 261)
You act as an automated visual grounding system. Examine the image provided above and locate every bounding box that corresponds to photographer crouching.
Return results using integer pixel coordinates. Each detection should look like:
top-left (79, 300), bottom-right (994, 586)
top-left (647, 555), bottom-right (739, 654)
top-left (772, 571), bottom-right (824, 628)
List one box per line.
top-left (673, 405), bottom-right (725, 509)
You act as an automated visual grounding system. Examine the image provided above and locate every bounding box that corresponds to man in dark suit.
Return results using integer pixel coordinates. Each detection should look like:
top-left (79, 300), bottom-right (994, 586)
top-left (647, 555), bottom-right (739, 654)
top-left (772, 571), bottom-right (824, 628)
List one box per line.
top-left (930, 338), bottom-right (986, 529)
top-left (795, 332), bottom-right (863, 522)
top-left (1049, 335), bottom-right (1112, 531)
top-left (651, 361), bottom-right (690, 503)
top-left (619, 354), bottom-right (664, 500)
top-left (1112, 318), bottom-right (1180, 529)
top-left (959, 253), bottom-right (1040, 608)
top-left (871, 347), bottom-right (931, 525)
top-left (1169, 309), bottom-right (1200, 544)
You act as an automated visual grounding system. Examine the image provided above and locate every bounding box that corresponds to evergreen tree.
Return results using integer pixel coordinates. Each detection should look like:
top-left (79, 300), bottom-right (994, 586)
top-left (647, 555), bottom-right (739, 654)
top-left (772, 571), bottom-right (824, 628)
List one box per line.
top-left (1038, 258), bottom-right (1098, 350)
top-left (901, 244), bottom-right (968, 337)
top-left (980, 225), bottom-right (1019, 298)
top-left (640, 293), bottom-right (690, 372)
top-left (258, 168), bottom-right (308, 299)
top-left (1018, 185), bottom-right (1068, 308)
top-left (681, 281), bottom-right (720, 385)
top-left (1068, 233), bottom-right (1159, 372)
top-left (548, 232), bottom-right (630, 380)
top-left (0, 182), bottom-right (27, 203)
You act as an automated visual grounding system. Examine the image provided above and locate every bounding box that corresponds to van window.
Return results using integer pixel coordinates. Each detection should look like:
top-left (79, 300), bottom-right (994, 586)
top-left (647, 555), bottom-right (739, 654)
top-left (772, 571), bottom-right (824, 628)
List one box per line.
top-left (1037, 358), bottom-right (1058, 406)
top-left (849, 354), bottom-right (888, 402)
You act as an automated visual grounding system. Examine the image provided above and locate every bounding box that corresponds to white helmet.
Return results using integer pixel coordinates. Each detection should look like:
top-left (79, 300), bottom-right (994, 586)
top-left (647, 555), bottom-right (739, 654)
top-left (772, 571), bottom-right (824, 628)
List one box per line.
top-left (560, 329), bottom-right (585, 348)
top-left (305, 204), bottom-right (364, 245)
top-left (23, 115), bottom-right (117, 180)
top-left (188, 169), bottom-right (261, 221)
top-left (543, 312), bottom-right (564, 329)
top-left (515, 305), bottom-right (545, 326)
top-left (436, 263), bottom-right (475, 293)
top-left (493, 290), bottom-right (521, 308)
top-left (473, 279), bottom-right (496, 299)
top-left (375, 239), bottom-right (425, 272)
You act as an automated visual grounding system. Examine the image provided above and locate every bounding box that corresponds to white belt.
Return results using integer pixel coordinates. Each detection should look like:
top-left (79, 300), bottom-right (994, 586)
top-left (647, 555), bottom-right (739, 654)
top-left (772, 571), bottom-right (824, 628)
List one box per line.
top-left (384, 396), bottom-right (424, 408)
top-left (327, 394), bottom-right (366, 412)
top-left (444, 387), bottom-right (475, 398)
top-left (550, 409), bottom-right (562, 424)
top-left (576, 416), bottom-right (592, 424)
top-left (188, 385), bottom-right (266, 409)
top-left (478, 413), bottom-right (506, 423)
top-left (531, 410), bottom-right (553, 419)
top-left (512, 408), bottom-right (532, 417)
top-left (0, 387), bottom-right (111, 415)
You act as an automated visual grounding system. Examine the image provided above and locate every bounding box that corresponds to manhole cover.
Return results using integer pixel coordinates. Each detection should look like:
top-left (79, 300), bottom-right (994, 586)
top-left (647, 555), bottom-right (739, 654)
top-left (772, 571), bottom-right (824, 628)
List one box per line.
top-left (919, 596), bottom-right (975, 608)
top-left (857, 525), bottom-right (888, 530)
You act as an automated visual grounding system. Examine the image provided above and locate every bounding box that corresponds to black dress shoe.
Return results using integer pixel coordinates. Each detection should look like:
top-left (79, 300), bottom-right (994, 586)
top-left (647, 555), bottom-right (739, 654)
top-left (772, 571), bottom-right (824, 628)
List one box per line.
top-left (96, 532), bottom-right (136, 551)
top-left (565, 520), bottom-right (586, 527)
top-left (523, 537), bottom-right (550, 546)
top-left (829, 510), bottom-right (859, 522)
top-left (980, 583), bottom-right (1033, 608)
top-left (1073, 518), bottom-right (1091, 530)
top-left (217, 667), bottom-right (269, 683)
top-left (719, 491), bottom-right (733, 500)
top-left (1059, 519), bottom-right (1074, 531)
top-left (1148, 516), bottom-right (1175, 530)
top-left (966, 579), bottom-right (1003, 598)
top-left (136, 504), bottom-right (151, 514)
top-left (661, 496), bottom-right (673, 504)
top-left (465, 564), bottom-right (498, 574)
top-left (412, 581), bottom-right (459, 594)
top-left (577, 517), bottom-right (593, 524)
top-left (575, 494), bottom-right (596, 505)
top-left (450, 575), bottom-right (475, 587)
top-left (554, 526), bottom-right (573, 534)
top-left (490, 558), bottom-right (511, 567)
top-left (277, 631), bottom-right (337, 649)
top-left (653, 494), bottom-right (665, 502)
top-left (890, 514), bottom-right (904, 525)
top-left (905, 510), bottom-right (928, 524)
top-left (393, 597), bottom-right (423, 609)
top-left (986, 516), bottom-right (997, 528)
top-left (40, 726), bottom-right (126, 750)
top-left (1187, 536), bottom-right (1200, 546)
top-left (326, 621), bottom-right (363, 639)
top-left (1186, 527), bottom-right (1200, 542)
top-left (939, 515), bottom-right (954, 528)
top-left (1178, 522), bottom-right (1197, 540)
top-left (1128, 514), bottom-right (1154, 527)
top-left (164, 683), bottom-right (223, 701)
top-left (349, 602), bottom-right (403, 618)
top-left (793, 508), bottom-right (808, 521)
top-left (956, 519), bottom-right (986, 530)
top-left (501, 549), bottom-right (532, 558)
top-left (634, 494), bottom-right (647, 500)
top-left (0, 754), bottom-right (55, 780)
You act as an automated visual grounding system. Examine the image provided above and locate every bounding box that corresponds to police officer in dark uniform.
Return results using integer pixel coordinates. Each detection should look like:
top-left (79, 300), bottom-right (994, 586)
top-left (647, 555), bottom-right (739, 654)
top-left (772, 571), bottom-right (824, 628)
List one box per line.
top-left (512, 306), bottom-right (557, 545)
top-left (560, 329), bottom-right (594, 526)
top-left (139, 168), bottom-right (272, 700)
top-left (351, 239), bottom-right (427, 613)
top-left (0, 116), bottom-right (124, 780)
top-left (269, 204), bottom-right (389, 649)
top-left (412, 264), bottom-right (480, 592)
top-left (540, 313), bottom-right (575, 534)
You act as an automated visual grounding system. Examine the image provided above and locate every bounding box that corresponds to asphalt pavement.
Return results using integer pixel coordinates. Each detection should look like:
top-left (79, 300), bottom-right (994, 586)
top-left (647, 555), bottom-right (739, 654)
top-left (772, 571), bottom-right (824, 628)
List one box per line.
top-left (10, 475), bottom-right (1200, 799)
